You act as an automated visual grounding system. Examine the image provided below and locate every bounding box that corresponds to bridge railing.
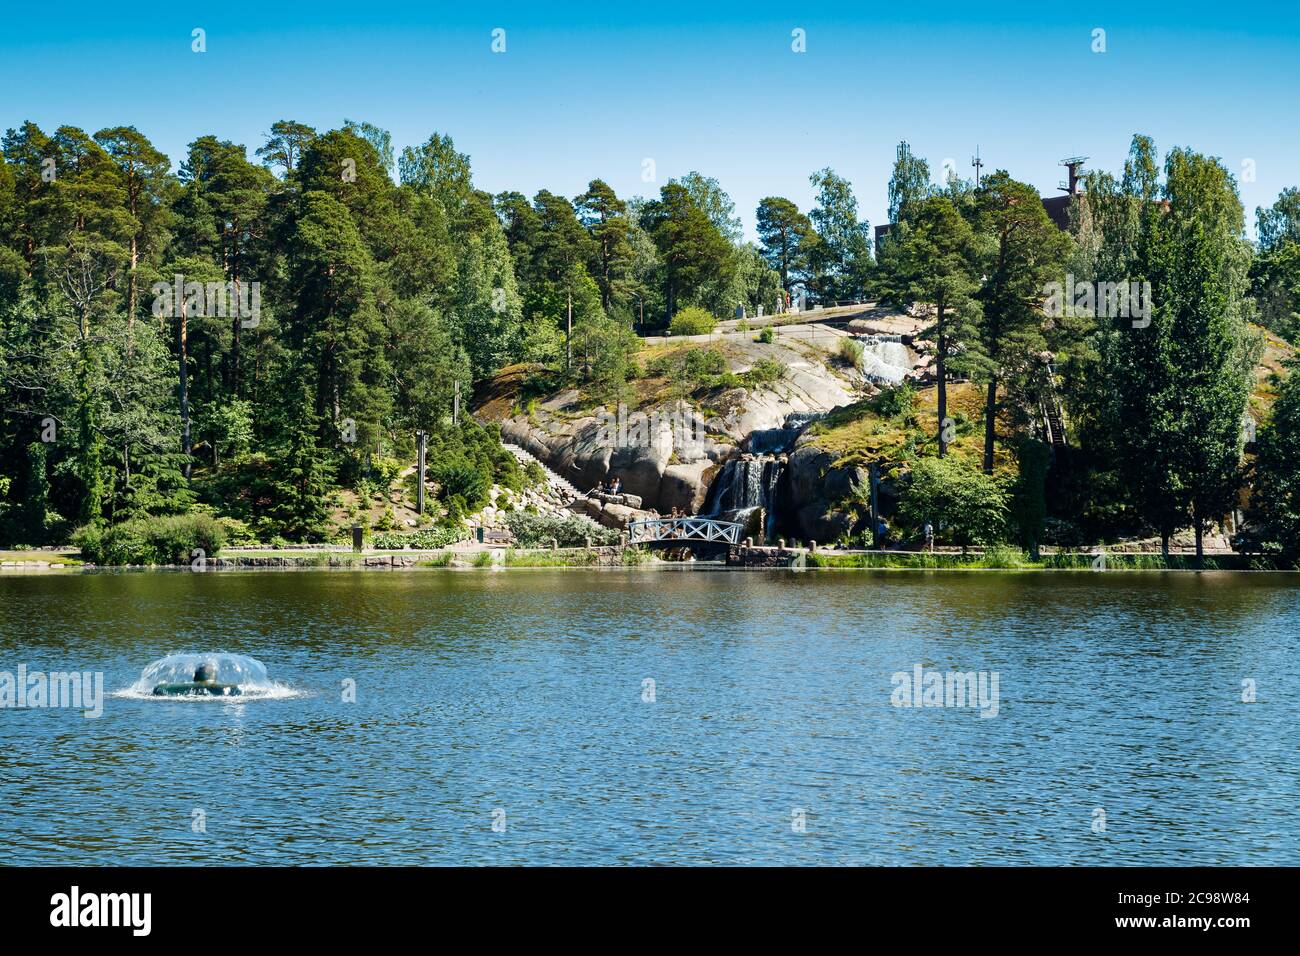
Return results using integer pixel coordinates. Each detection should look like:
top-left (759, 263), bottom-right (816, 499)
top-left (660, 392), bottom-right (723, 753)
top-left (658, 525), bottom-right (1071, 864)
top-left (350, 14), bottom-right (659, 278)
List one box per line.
top-left (628, 517), bottom-right (743, 546)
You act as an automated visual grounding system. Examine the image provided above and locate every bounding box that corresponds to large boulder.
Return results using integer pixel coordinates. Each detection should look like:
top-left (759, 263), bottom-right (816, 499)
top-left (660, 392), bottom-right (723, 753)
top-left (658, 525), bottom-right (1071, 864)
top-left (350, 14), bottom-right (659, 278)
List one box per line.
top-left (797, 505), bottom-right (856, 543)
top-left (501, 401), bottom-right (737, 513)
top-left (786, 442), bottom-right (874, 542)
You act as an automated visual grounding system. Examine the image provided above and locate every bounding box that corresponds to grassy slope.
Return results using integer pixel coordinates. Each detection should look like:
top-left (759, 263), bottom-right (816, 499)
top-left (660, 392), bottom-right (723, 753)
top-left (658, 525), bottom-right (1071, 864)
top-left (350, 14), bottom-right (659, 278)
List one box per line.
top-left (476, 331), bottom-right (854, 423)
top-left (803, 380), bottom-right (1017, 481)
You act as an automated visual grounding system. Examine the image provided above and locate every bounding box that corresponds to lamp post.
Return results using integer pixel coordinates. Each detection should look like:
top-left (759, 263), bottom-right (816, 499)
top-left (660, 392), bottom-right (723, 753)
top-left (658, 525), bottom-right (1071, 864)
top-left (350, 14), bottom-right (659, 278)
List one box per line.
top-left (415, 430), bottom-right (427, 516)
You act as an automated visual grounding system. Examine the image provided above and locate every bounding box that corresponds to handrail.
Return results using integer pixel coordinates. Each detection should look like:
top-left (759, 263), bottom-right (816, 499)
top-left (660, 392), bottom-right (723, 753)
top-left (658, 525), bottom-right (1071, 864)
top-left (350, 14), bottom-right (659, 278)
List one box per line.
top-left (628, 517), bottom-right (744, 545)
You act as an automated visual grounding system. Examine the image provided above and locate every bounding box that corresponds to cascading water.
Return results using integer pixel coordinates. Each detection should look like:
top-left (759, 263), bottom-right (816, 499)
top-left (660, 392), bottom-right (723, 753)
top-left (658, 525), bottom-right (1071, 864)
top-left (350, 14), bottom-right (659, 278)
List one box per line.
top-left (857, 334), bottom-right (913, 385)
top-left (701, 456), bottom-right (786, 541)
top-left (746, 412), bottom-right (824, 455)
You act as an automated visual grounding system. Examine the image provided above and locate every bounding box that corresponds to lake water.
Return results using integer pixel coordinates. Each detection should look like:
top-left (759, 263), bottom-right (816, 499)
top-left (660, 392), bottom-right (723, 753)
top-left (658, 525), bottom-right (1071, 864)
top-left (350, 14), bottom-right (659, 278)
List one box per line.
top-left (2, 568), bottom-right (1298, 865)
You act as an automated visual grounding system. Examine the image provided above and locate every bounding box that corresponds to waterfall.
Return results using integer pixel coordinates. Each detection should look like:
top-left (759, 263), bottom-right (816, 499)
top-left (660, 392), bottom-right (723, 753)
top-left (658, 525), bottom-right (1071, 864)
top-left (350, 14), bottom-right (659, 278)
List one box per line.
top-left (701, 456), bottom-right (786, 540)
top-left (858, 334), bottom-right (912, 385)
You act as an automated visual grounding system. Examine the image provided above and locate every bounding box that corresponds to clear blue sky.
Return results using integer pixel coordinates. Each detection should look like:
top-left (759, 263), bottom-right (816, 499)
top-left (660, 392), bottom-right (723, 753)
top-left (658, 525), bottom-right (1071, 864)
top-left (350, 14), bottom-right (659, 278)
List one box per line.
top-left (4, 1), bottom-right (1296, 240)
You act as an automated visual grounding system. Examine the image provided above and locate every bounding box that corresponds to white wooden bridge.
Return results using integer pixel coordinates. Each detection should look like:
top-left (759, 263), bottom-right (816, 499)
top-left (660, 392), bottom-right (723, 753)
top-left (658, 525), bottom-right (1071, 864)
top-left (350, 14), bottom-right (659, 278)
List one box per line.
top-left (628, 517), bottom-right (744, 549)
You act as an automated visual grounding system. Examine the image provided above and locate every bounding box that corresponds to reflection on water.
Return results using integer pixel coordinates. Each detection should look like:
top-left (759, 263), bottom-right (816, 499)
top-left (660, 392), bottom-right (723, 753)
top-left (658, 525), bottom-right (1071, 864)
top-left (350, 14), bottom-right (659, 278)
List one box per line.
top-left (1, 568), bottom-right (1298, 865)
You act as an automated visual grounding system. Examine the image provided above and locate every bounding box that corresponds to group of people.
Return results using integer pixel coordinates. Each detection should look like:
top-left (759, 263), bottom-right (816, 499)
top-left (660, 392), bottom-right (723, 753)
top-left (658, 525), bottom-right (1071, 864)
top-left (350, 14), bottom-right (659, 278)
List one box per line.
top-left (874, 517), bottom-right (936, 552)
top-left (602, 475), bottom-right (622, 495)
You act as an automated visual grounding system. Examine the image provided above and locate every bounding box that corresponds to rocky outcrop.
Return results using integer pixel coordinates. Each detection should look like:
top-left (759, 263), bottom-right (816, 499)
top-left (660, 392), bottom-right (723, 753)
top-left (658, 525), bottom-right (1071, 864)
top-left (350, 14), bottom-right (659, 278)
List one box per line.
top-left (499, 370), bottom-right (857, 514)
top-left (785, 442), bottom-right (870, 544)
top-left (483, 329), bottom-right (898, 521)
top-left (500, 399), bottom-right (734, 514)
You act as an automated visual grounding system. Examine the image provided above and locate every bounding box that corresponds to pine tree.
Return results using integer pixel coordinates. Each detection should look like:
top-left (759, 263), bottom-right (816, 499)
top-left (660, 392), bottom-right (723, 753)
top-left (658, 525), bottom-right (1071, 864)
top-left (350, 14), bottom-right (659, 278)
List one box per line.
top-left (972, 171), bottom-right (1071, 473)
top-left (877, 194), bottom-right (983, 456)
top-left (756, 196), bottom-right (814, 295)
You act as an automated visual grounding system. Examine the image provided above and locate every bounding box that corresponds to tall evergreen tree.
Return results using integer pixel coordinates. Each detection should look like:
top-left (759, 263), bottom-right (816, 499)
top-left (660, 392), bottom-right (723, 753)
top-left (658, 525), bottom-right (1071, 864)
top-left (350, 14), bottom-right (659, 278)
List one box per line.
top-left (1153, 149), bottom-right (1256, 559)
top-left (756, 196), bottom-right (814, 295)
top-left (972, 171), bottom-right (1071, 474)
top-left (575, 179), bottom-right (635, 312)
top-left (641, 183), bottom-right (733, 321)
top-left (877, 194), bottom-right (983, 456)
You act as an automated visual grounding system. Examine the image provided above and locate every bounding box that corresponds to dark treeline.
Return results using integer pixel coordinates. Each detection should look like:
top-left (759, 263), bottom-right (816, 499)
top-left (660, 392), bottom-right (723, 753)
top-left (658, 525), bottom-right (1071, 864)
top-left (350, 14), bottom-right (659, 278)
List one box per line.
top-left (0, 119), bottom-right (871, 547)
top-left (1, 121), bottom-right (1298, 561)
top-left (873, 137), bottom-right (1300, 560)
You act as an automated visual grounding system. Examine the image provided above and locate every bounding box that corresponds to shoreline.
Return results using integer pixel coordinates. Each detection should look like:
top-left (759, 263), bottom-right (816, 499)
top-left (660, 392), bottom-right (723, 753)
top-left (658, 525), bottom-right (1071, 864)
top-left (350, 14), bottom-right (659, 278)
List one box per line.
top-left (2, 552), bottom-right (1296, 575)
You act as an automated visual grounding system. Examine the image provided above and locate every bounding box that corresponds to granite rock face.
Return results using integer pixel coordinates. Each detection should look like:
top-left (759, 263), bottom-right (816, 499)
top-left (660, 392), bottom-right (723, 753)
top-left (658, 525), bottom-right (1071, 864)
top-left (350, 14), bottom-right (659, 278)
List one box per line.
top-left (499, 367), bottom-right (857, 515)
top-left (483, 332), bottom-right (909, 530)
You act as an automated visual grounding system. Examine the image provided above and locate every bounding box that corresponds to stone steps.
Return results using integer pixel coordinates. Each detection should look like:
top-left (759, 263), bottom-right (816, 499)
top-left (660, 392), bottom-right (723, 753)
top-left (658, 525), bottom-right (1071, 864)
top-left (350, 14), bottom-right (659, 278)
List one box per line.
top-left (502, 442), bottom-right (582, 499)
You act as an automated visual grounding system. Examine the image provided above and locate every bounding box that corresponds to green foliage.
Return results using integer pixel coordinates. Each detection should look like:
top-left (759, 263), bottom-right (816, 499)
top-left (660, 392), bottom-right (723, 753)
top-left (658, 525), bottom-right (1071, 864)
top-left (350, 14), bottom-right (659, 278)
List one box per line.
top-left (1247, 365), bottom-right (1300, 556)
top-left (572, 311), bottom-right (639, 403)
top-left (808, 167), bottom-right (873, 300)
top-left (756, 196), bottom-right (816, 293)
top-left (669, 306), bottom-right (716, 336)
top-left (972, 170), bottom-right (1072, 473)
top-left (215, 516), bottom-right (257, 546)
top-left (640, 182), bottom-right (735, 321)
top-left (1008, 439), bottom-right (1051, 555)
top-left (742, 359), bottom-right (784, 387)
top-left (503, 548), bottom-right (603, 567)
top-left (874, 194), bottom-right (983, 456)
top-left (374, 506), bottom-right (396, 531)
top-left (369, 525), bottom-right (469, 549)
top-left (263, 394), bottom-right (337, 541)
top-left (837, 337), bottom-right (865, 366)
top-left (74, 513), bottom-right (225, 565)
top-left (886, 141), bottom-right (932, 231)
top-left (896, 455), bottom-right (1009, 546)
top-left (647, 347), bottom-right (730, 394)
top-left (201, 400), bottom-right (254, 465)
top-left (433, 460), bottom-right (489, 511)
top-left (503, 511), bottom-right (620, 548)
top-left (0, 118), bottom-right (1286, 562)
top-left (971, 544), bottom-right (1031, 568)
top-left (872, 381), bottom-right (916, 419)
top-left (523, 460), bottom-right (547, 487)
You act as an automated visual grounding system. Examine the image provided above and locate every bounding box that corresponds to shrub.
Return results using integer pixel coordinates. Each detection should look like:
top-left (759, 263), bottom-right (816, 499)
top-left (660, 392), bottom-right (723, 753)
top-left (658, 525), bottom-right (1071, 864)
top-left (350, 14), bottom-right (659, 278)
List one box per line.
top-left (669, 306), bottom-right (716, 336)
top-left (896, 455), bottom-right (1008, 546)
top-left (369, 525), bottom-right (469, 550)
top-left (758, 325), bottom-right (775, 344)
top-left (647, 347), bottom-right (728, 393)
top-left (837, 337), bottom-right (864, 366)
top-left (74, 513), bottom-right (226, 566)
top-left (504, 511), bottom-right (620, 548)
top-left (743, 359), bottom-right (785, 387)
top-left (523, 461), bottom-right (547, 488)
top-left (432, 459), bottom-right (489, 511)
top-left (872, 380), bottom-right (916, 418)
top-left (216, 516), bottom-right (257, 547)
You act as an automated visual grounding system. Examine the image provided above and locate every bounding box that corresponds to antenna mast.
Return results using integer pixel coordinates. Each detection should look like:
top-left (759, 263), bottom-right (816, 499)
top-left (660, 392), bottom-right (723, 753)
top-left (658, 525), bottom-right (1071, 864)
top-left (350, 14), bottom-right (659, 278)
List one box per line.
top-left (971, 146), bottom-right (984, 187)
